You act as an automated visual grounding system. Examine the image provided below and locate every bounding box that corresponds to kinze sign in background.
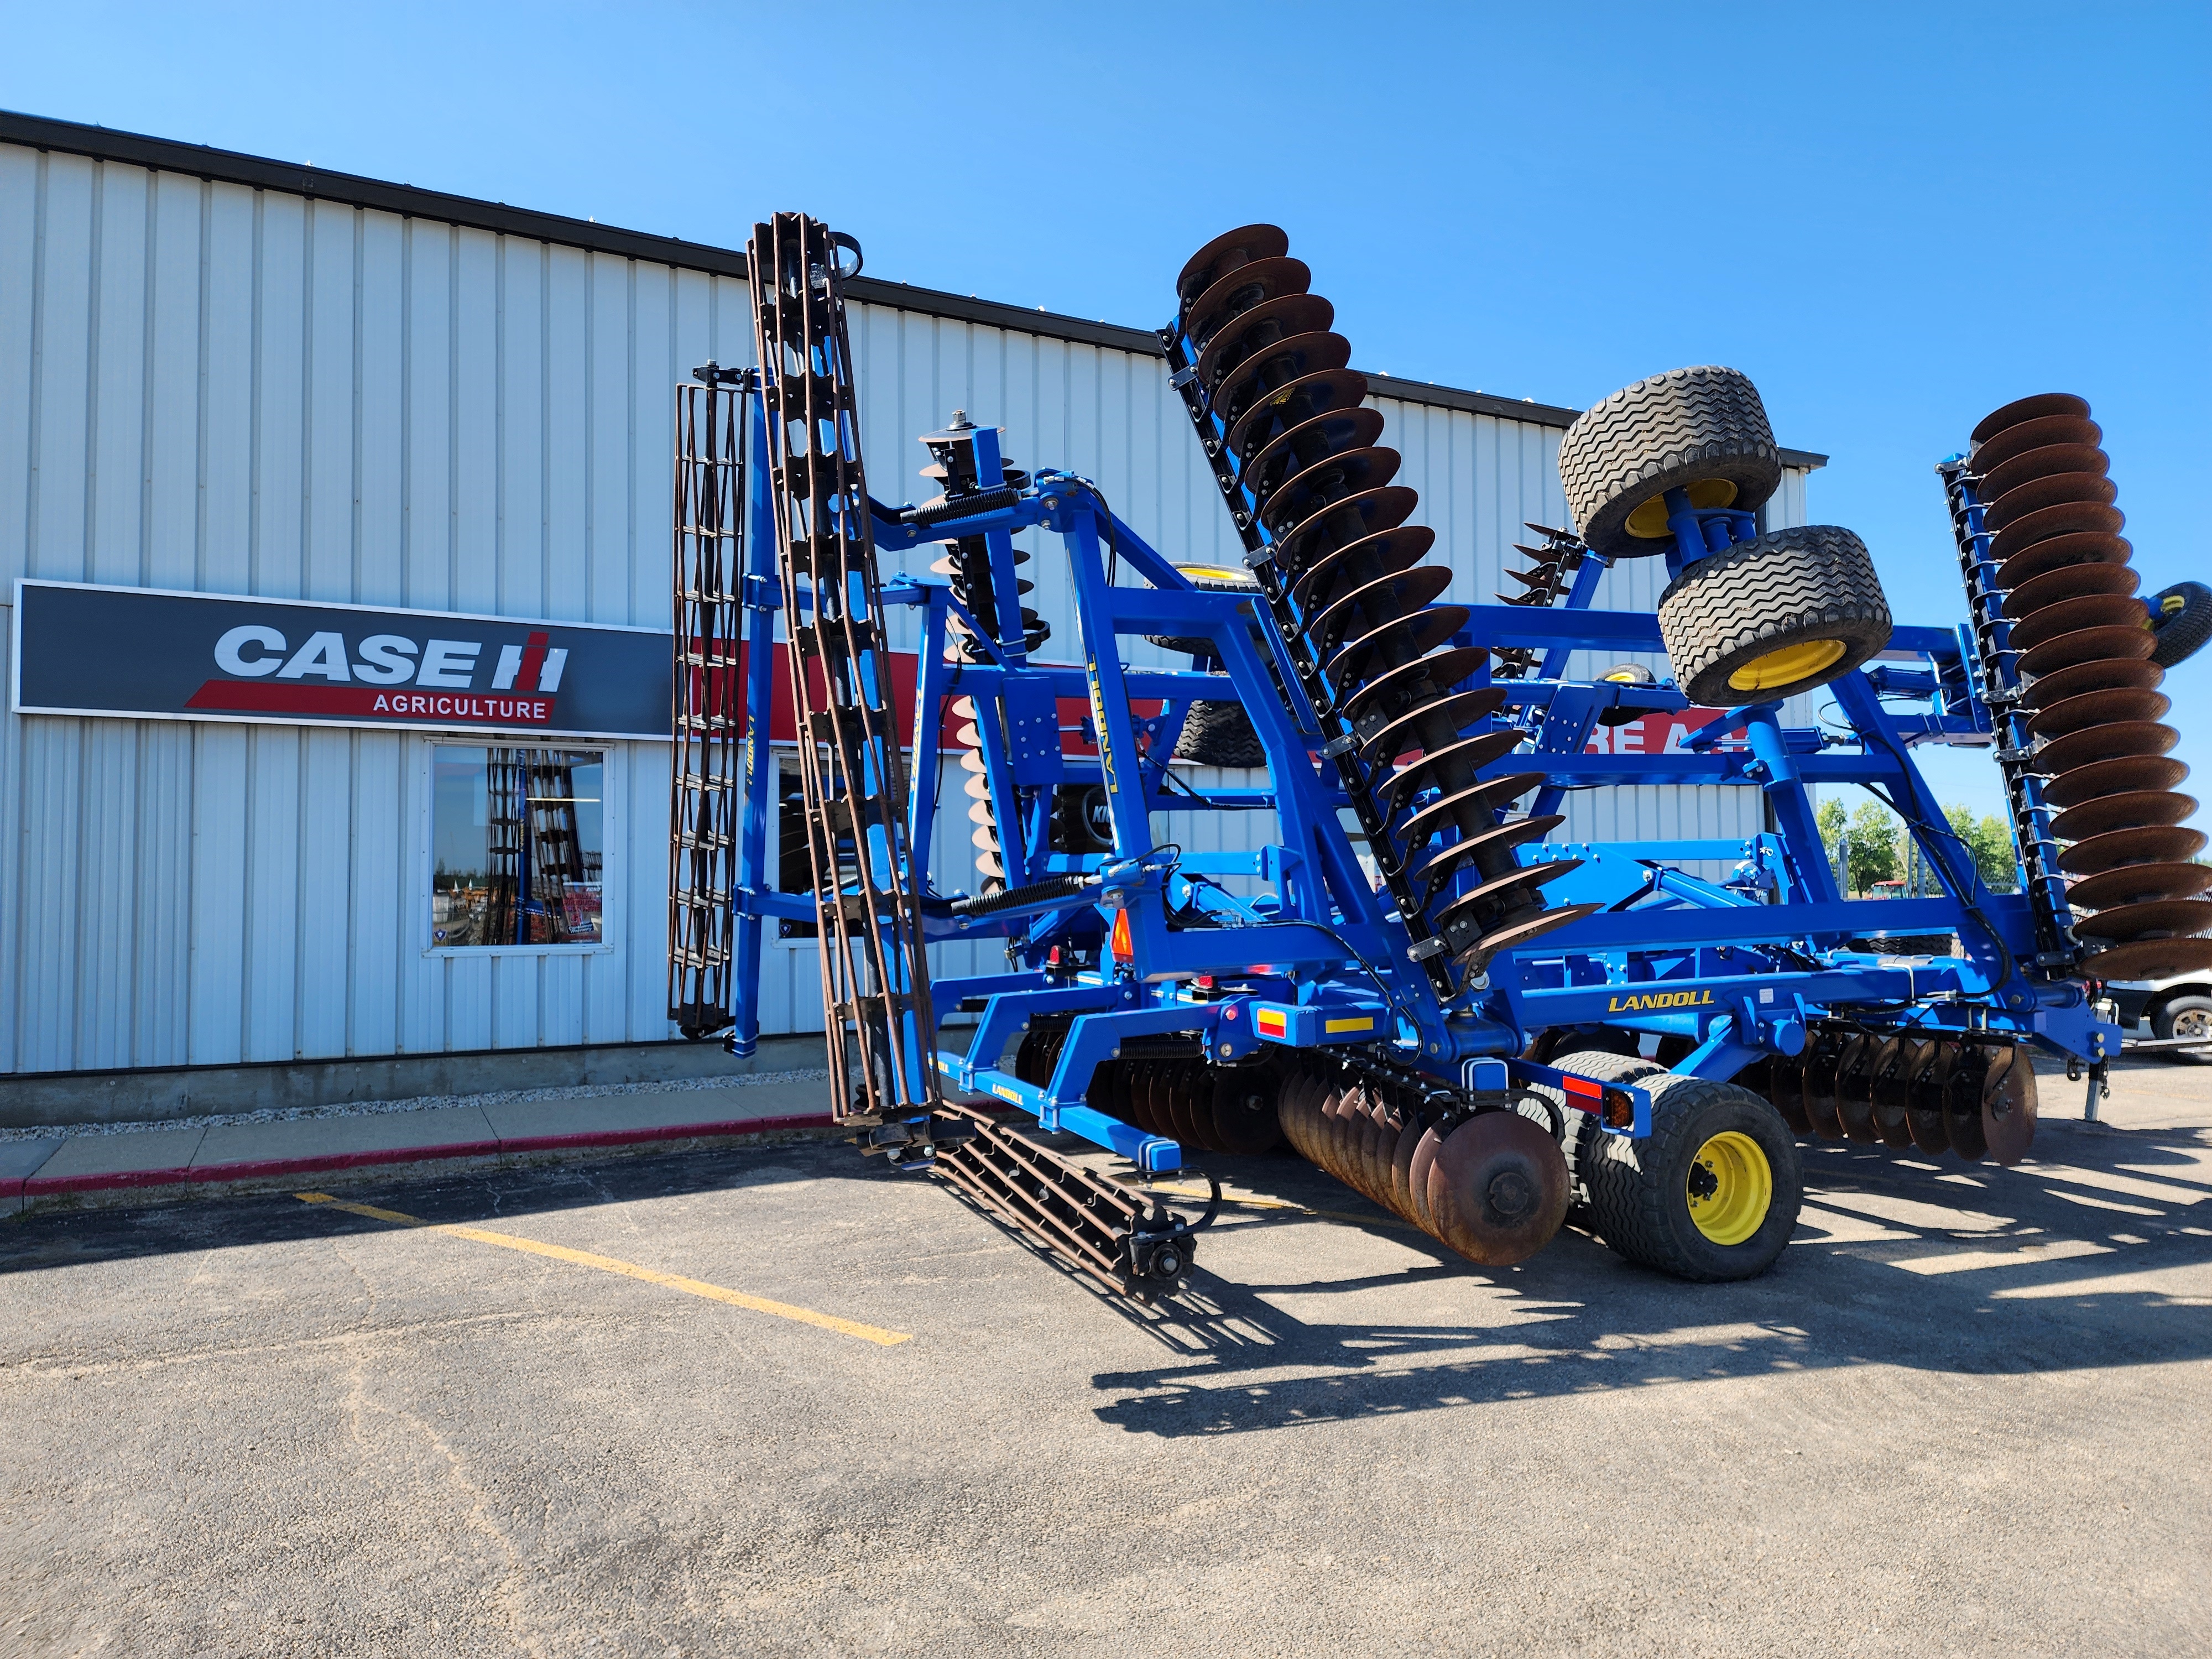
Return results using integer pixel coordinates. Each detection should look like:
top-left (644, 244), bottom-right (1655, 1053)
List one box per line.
top-left (11, 581), bottom-right (672, 740)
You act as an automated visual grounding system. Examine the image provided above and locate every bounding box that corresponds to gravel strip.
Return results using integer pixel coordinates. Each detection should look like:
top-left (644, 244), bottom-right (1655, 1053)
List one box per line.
top-left (0, 1068), bottom-right (832, 1144)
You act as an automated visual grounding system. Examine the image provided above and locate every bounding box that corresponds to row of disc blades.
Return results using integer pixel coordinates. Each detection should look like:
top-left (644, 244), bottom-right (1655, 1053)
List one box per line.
top-left (1968, 393), bottom-right (2212, 979)
top-left (925, 422), bottom-right (1041, 902)
top-left (1010, 1025), bottom-right (1284, 1156)
top-left (1761, 1029), bottom-right (2037, 1165)
top-left (1173, 226), bottom-right (1596, 982)
top-left (1275, 1055), bottom-right (1569, 1265)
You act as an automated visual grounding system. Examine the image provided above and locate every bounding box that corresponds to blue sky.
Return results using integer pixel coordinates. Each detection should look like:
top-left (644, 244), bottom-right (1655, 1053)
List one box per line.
top-left (7, 1), bottom-right (2207, 823)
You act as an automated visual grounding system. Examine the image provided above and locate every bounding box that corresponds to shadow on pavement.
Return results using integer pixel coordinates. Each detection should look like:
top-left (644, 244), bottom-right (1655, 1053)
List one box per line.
top-left (1086, 1109), bottom-right (2212, 1436)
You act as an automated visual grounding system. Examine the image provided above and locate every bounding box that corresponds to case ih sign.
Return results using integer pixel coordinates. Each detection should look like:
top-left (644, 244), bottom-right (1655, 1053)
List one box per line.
top-left (11, 581), bottom-right (672, 740)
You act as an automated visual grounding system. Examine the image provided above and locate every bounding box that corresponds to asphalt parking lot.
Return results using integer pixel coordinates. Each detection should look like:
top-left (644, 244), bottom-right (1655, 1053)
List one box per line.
top-left (4, 1056), bottom-right (2209, 1658)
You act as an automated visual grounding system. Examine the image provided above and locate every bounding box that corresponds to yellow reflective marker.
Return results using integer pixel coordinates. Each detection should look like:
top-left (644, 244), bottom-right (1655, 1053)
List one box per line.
top-left (296, 1192), bottom-right (911, 1347)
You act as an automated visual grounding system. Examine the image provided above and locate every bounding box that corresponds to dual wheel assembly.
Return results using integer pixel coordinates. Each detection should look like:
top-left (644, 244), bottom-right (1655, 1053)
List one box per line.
top-left (1281, 1049), bottom-right (1801, 1281)
top-left (1557, 366), bottom-right (1893, 706)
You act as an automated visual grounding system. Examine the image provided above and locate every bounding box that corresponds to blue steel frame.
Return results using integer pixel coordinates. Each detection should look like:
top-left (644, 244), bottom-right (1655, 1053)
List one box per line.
top-left (717, 398), bottom-right (2119, 1174)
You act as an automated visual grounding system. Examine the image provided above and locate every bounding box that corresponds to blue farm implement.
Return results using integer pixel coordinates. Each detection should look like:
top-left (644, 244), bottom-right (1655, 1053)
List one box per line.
top-left (665, 216), bottom-right (2209, 1300)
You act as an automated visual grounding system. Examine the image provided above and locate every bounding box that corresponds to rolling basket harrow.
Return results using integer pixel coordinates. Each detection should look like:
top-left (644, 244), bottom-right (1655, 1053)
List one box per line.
top-left (666, 215), bottom-right (2208, 1299)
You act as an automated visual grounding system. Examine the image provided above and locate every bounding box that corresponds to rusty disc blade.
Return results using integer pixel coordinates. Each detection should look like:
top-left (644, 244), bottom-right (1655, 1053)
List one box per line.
top-left (1407, 1122), bottom-right (1447, 1237)
top-left (1970, 413), bottom-right (2103, 474)
top-left (1194, 293), bottom-right (1336, 393)
top-left (1410, 816), bottom-right (1564, 902)
top-left (1277, 1066), bottom-right (1321, 1161)
top-left (1185, 254), bottom-right (1314, 349)
top-left (1360, 686), bottom-right (1510, 765)
top-left (1274, 484), bottom-right (1420, 573)
top-left (1289, 524), bottom-right (1434, 615)
top-left (1225, 368), bottom-right (1370, 464)
top-left (1942, 1050), bottom-right (1991, 1163)
top-left (1979, 442), bottom-right (2110, 503)
top-left (2019, 623), bottom-right (2158, 679)
top-left (1260, 447), bottom-right (1405, 535)
top-left (1310, 1080), bottom-right (1349, 1181)
top-left (1459, 901), bottom-right (1601, 963)
top-left (1246, 405), bottom-right (1386, 499)
top-left (1383, 728), bottom-right (1528, 818)
top-left (1995, 529), bottom-right (2132, 591)
top-left (1328, 607), bottom-right (1473, 690)
top-left (1835, 1034), bottom-right (1881, 1142)
top-left (2079, 936), bottom-right (2212, 981)
top-left (1397, 772), bottom-right (1546, 856)
top-left (2052, 794), bottom-right (2199, 846)
top-left (2058, 821), bottom-right (2206, 875)
top-left (1176, 223), bottom-right (1290, 306)
top-left (2043, 754), bottom-right (2188, 810)
top-left (2008, 593), bottom-right (2150, 654)
top-left (1906, 1044), bottom-right (1955, 1156)
top-left (1390, 1105), bottom-right (1431, 1220)
top-left (2072, 898), bottom-right (2212, 948)
top-left (1311, 565), bottom-right (1455, 660)
top-left (2024, 654), bottom-right (2162, 710)
top-left (2069, 861), bottom-right (2212, 911)
top-left (1215, 330), bottom-right (1354, 425)
top-left (1342, 646), bottom-right (1493, 730)
top-left (1990, 501), bottom-right (2125, 566)
top-left (2005, 559), bottom-right (2139, 620)
top-left (1985, 472), bottom-right (2118, 535)
top-left (1980, 1047), bottom-right (2037, 1166)
top-left (2026, 685), bottom-right (2169, 739)
top-left (1118, 1059), bottom-right (1155, 1135)
top-left (1766, 1048), bottom-right (1812, 1134)
top-left (1172, 1060), bottom-right (1215, 1154)
top-left (1360, 1095), bottom-right (1404, 1209)
top-left (1433, 862), bottom-right (1575, 936)
top-left (1802, 1039), bottom-right (1846, 1139)
top-left (1426, 1112), bottom-right (1569, 1266)
top-left (2037, 719), bottom-right (2178, 778)
top-left (1867, 1037), bottom-right (1920, 1150)
top-left (1337, 1086), bottom-right (1383, 1201)
top-left (1973, 392), bottom-right (2092, 446)
top-left (1207, 1067), bottom-right (1282, 1156)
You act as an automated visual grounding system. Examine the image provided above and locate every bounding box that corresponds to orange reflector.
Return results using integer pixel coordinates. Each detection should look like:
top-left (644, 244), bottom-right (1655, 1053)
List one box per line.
top-left (1110, 907), bottom-right (1133, 961)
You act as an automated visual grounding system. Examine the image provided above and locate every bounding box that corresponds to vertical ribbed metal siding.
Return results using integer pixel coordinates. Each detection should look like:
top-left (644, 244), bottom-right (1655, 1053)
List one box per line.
top-left (0, 142), bottom-right (1811, 1071)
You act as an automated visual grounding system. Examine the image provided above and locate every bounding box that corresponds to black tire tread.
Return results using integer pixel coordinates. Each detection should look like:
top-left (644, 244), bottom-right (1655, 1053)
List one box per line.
top-left (2148, 581), bottom-right (2212, 670)
top-left (1174, 699), bottom-right (1266, 768)
top-left (1542, 1048), bottom-right (1663, 1211)
top-left (1584, 1073), bottom-right (1803, 1281)
top-left (1557, 366), bottom-right (1783, 555)
top-left (1657, 525), bottom-right (1891, 706)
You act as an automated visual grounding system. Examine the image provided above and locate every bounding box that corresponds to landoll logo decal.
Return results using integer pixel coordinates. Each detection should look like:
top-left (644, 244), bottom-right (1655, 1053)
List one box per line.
top-left (187, 625), bottom-right (567, 725)
top-left (1605, 989), bottom-right (1717, 1013)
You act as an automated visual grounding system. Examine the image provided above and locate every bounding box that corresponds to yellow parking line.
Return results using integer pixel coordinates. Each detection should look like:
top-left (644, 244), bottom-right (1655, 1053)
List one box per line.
top-left (296, 1192), bottom-right (911, 1347)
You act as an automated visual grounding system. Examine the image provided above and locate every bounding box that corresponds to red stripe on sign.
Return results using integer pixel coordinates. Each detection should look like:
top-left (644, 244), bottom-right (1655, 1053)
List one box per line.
top-left (1563, 1074), bottom-right (1603, 1098)
top-left (518, 630), bottom-right (551, 691)
top-left (185, 681), bottom-right (555, 724)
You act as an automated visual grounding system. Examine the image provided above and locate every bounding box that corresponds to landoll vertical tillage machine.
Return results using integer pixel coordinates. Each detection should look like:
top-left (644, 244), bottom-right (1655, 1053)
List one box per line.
top-left (666, 216), bottom-right (2212, 1299)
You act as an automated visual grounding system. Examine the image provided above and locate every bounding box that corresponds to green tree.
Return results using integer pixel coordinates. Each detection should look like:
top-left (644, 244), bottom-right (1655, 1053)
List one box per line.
top-left (1814, 795), bottom-right (1900, 894)
top-left (1844, 801), bottom-right (1900, 894)
top-left (1817, 797), bottom-right (1848, 886)
top-left (1945, 803), bottom-right (2019, 894)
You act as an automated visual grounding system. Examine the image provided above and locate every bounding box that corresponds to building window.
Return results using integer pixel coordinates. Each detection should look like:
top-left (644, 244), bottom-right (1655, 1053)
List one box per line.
top-left (432, 746), bottom-right (606, 948)
top-left (778, 757), bottom-right (819, 940)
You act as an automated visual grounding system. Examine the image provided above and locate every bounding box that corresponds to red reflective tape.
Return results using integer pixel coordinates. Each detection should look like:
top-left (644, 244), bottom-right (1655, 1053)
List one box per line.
top-left (1563, 1074), bottom-right (1603, 1098)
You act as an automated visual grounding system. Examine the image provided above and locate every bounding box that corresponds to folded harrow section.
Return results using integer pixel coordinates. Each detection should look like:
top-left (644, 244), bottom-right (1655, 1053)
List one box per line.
top-left (747, 213), bottom-right (939, 1121)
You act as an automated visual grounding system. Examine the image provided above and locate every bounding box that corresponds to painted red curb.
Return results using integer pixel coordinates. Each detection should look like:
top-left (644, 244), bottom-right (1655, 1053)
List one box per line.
top-left (16, 1112), bottom-right (839, 1201)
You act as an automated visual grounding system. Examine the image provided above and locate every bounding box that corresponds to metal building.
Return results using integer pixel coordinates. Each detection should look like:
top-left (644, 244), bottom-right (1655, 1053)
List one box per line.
top-left (0, 113), bottom-right (1823, 1087)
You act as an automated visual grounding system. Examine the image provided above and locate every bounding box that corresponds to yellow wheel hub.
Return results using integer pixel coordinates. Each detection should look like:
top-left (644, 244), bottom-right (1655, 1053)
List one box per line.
top-left (1625, 478), bottom-right (1737, 540)
top-left (1173, 561), bottom-right (1259, 590)
top-left (1728, 637), bottom-right (1847, 692)
top-left (1685, 1130), bottom-right (1772, 1245)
